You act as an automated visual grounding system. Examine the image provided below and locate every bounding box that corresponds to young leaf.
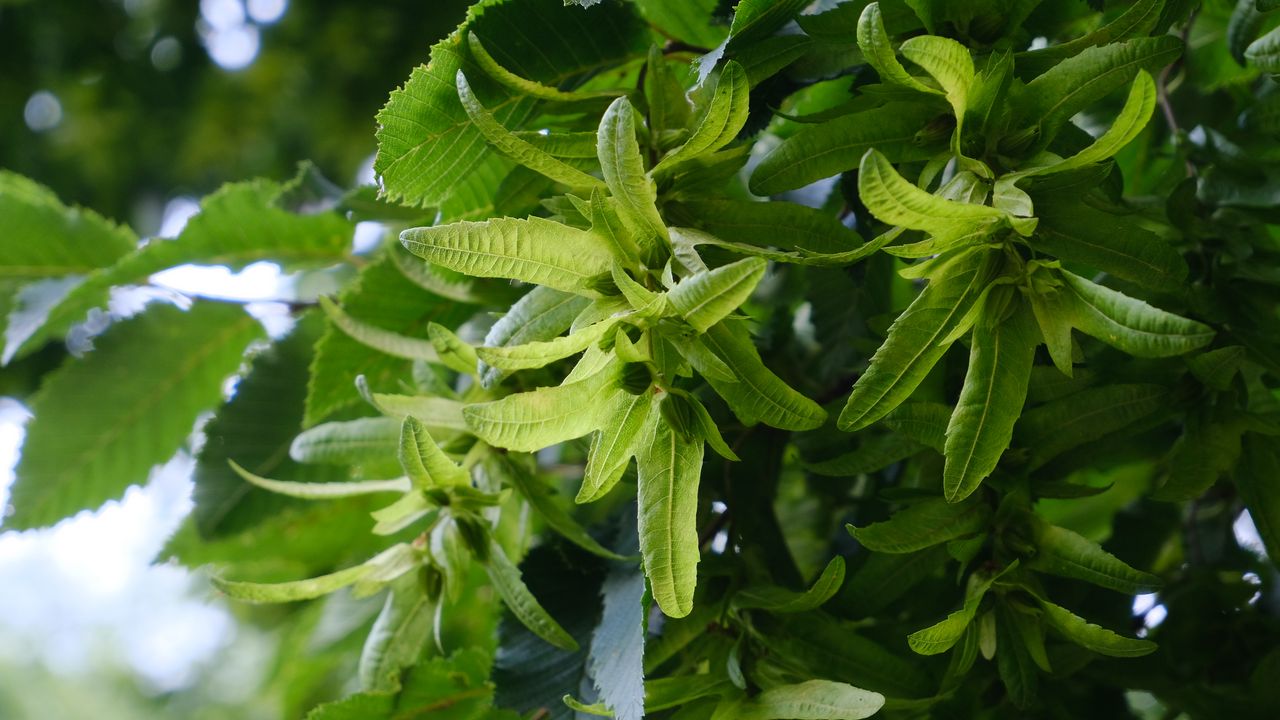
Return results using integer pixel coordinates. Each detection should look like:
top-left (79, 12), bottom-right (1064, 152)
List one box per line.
top-left (358, 573), bottom-right (437, 691)
top-left (653, 61), bottom-right (750, 174)
top-left (1038, 600), bottom-right (1157, 657)
top-left (598, 97), bottom-right (668, 244)
top-left (456, 70), bottom-right (606, 190)
top-left (479, 286), bottom-right (591, 387)
top-left (637, 419), bottom-right (705, 618)
top-left (805, 434), bottom-right (923, 477)
top-left (1036, 70), bottom-right (1157, 175)
top-left (228, 460), bottom-right (409, 499)
top-left (1061, 271), bottom-right (1214, 357)
top-left (369, 394), bottom-right (467, 431)
top-left (848, 496), bottom-right (990, 553)
top-left (899, 35), bottom-right (974, 126)
top-left (700, 321), bottom-right (827, 431)
top-left (1018, 384), bottom-right (1168, 468)
top-left (857, 3), bottom-right (943, 96)
top-left (580, 392), bottom-right (658, 503)
top-left (943, 303), bottom-right (1038, 503)
top-left (732, 557), bottom-right (846, 613)
top-left (857, 149), bottom-right (1007, 233)
top-left (214, 562), bottom-right (374, 603)
top-left (1029, 520), bottom-right (1163, 593)
top-left (465, 31), bottom-right (618, 103)
top-left (401, 216), bottom-right (613, 295)
top-left (907, 566), bottom-right (1007, 655)
top-left (426, 322), bottom-right (479, 375)
top-left (399, 416), bottom-right (469, 488)
top-left (290, 417), bottom-right (401, 466)
top-left (497, 455), bottom-right (627, 560)
top-left (464, 358), bottom-right (622, 451)
top-left (734, 680), bottom-right (884, 720)
top-left (1032, 199), bottom-right (1188, 293)
top-left (477, 316), bottom-right (618, 371)
top-left (7, 303), bottom-right (263, 530)
top-left (319, 295), bottom-right (440, 362)
top-left (1185, 345), bottom-right (1247, 391)
top-left (840, 250), bottom-right (993, 432)
top-left (668, 258), bottom-right (767, 332)
top-left (485, 540), bottom-right (579, 651)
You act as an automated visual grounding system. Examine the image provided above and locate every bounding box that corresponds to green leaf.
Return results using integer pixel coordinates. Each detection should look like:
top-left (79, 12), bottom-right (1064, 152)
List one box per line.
top-left (1246, 24), bottom-right (1280, 72)
top-left (464, 358), bottom-right (622, 451)
top-left (848, 496), bottom-right (990, 553)
top-left (653, 62), bottom-right (750, 174)
top-left (1037, 599), bottom-right (1157, 657)
top-left (307, 253), bottom-right (474, 425)
top-left (700, 321), bottom-right (827, 431)
top-left (882, 401), bottom-right (952, 452)
top-left (319, 295), bottom-right (439, 361)
top-left (1237, 435), bottom-right (1280, 567)
top-left (749, 102), bottom-right (941, 195)
top-left (374, 0), bottom-right (646, 207)
top-left (358, 573), bottom-right (437, 691)
top-left (1153, 407), bottom-right (1245, 502)
top-left (943, 302), bottom-right (1038, 503)
top-left (0, 170), bottom-right (136, 279)
top-left (1016, 0), bottom-right (1166, 77)
top-left (479, 286), bottom-right (591, 387)
top-left (290, 417), bottom-right (401, 466)
top-left (497, 455), bottom-right (627, 560)
top-left (994, 602), bottom-right (1037, 710)
top-left (899, 35), bottom-right (974, 126)
top-left (427, 322), bottom-right (480, 375)
top-left (1017, 383), bottom-right (1168, 468)
top-left (455, 70), bottom-right (606, 190)
top-left (667, 199), bottom-right (868, 255)
top-left (858, 149), bottom-right (1009, 234)
top-left (1014, 36), bottom-right (1181, 144)
top-left (1031, 198), bottom-right (1188, 292)
top-left (733, 557), bottom-right (846, 613)
top-left (228, 460), bottom-right (408, 499)
top-left (1061, 271), bottom-right (1214, 357)
top-left (485, 539), bottom-right (579, 651)
top-left (1185, 345), bottom-right (1247, 391)
top-left (580, 391), bottom-right (658, 503)
top-left (598, 97), bottom-right (668, 246)
top-left (370, 394), bottom-right (467, 431)
top-left (633, 0), bottom-right (726, 48)
top-left (637, 418), bottom-right (705, 618)
top-left (401, 216), bottom-right (613, 295)
top-left (1028, 520), bottom-right (1163, 593)
top-left (477, 316), bottom-right (617, 371)
top-left (587, 519), bottom-right (646, 720)
top-left (734, 680), bottom-right (884, 720)
top-left (465, 31), bottom-right (617, 104)
top-left (907, 565), bottom-right (1008, 655)
top-left (843, 546), bottom-right (952, 617)
top-left (399, 416), bottom-right (469, 488)
top-left (839, 249), bottom-right (993, 431)
top-left (6, 302), bottom-right (263, 530)
top-left (858, 3), bottom-right (943, 96)
top-left (1035, 70), bottom-right (1158, 175)
top-left (805, 434), bottom-right (923, 477)
top-left (214, 562), bottom-right (372, 604)
top-left (311, 648), bottom-right (498, 720)
top-left (668, 258), bottom-right (767, 332)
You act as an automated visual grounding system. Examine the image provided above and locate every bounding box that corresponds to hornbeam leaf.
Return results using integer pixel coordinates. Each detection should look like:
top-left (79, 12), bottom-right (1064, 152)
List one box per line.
top-left (848, 496), bottom-right (990, 553)
top-left (214, 563), bottom-right (373, 603)
top-left (943, 304), bottom-right (1038, 503)
top-left (653, 62), bottom-right (750, 174)
top-left (668, 258), bottom-right (767, 332)
top-left (485, 540), bottom-right (579, 650)
top-left (732, 557), bottom-right (845, 613)
top-left (839, 250), bottom-right (993, 432)
top-left (598, 97), bottom-right (668, 245)
top-left (858, 149), bottom-right (1007, 233)
top-left (398, 416), bottom-right (469, 488)
top-left (319, 295), bottom-right (439, 361)
top-left (496, 455), bottom-right (627, 560)
top-left (290, 417), bottom-right (402, 466)
top-left (637, 419), bottom-right (705, 618)
top-left (580, 392), bottom-right (658, 503)
top-left (479, 286), bottom-right (591, 386)
top-left (1018, 384), bottom-right (1168, 468)
top-left (477, 316), bottom-right (618, 371)
top-left (857, 3), bottom-right (942, 96)
top-left (1038, 599), bottom-right (1157, 657)
top-left (1029, 520), bottom-right (1163, 593)
top-left (464, 358), bottom-right (623, 451)
top-left (1061, 271), bottom-right (1214, 357)
top-left (0, 170), bottom-right (137, 279)
top-left (1237, 436), bottom-right (1280, 567)
top-left (700, 321), bottom-right (827, 430)
top-left (1014, 36), bottom-right (1181, 145)
top-left (401, 216), bottom-right (613, 295)
top-left (735, 680), bottom-right (884, 720)
top-left (228, 460), bottom-right (409, 499)
top-left (749, 102), bottom-right (941, 195)
top-left (465, 31), bottom-right (618, 103)
top-left (6, 303), bottom-right (263, 530)
top-left (456, 70), bottom-right (606, 190)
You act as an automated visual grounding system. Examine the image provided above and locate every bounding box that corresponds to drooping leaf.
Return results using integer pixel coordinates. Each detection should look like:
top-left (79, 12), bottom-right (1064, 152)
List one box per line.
top-left (1061, 271), bottom-right (1214, 357)
top-left (479, 286), bottom-right (591, 387)
top-left (497, 455), bottom-right (627, 560)
top-left (654, 62), bottom-right (750, 174)
top-left (730, 680), bottom-right (884, 720)
top-left (848, 496), bottom-right (990, 553)
top-left (319, 295), bottom-right (439, 361)
top-left (580, 391), bottom-right (658, 503)
top-left (943, 303), bottom-right (1038, 503)
top-left (1032, 198), bottom-right (1188, 292)
top-left (228, 460), bottom-right (408, 499)
top-left (477, 316), bottom-right (617, 371)
top-left (1017, 383), bottom-right (1168, 468)
top-left (1037, 599), bottom-right (1157, 657)
top-left (401, 216), bottom-right (613, 295)
top-left (290, 417), bottom-right (402, 467)
top-left (732, 557), bottom-right (846, 613)
top-left (857, 149), bottom-right (1008, 234)
top-left (907, 565), bottom-right (1008, 655)
top-left (1028, 520), bottom-right (1163, 593)
top-left (465, 358), bottom-right (622, 451)
top-left (486, 540), bottom-right (580, 651)
top-left (637, 419), bottom-right (705, 618)
top-left (358, 573), bottom-right (437, 691)
top-left (6, 302), bottom-right (263, 530)
top-left (700, 320), bottom-right (827, 431)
